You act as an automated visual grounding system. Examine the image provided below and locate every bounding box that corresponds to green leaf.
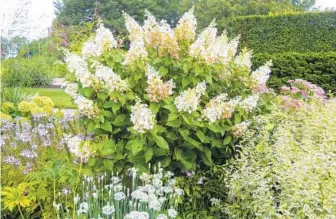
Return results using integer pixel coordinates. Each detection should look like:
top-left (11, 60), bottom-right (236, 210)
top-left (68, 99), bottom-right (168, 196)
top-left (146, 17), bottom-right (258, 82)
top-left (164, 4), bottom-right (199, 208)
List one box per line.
top-left (163, 104), bottom-right (178, 113)
top-left (103, 101), bottom-right (113, 108)
top-left (185, 137), bottom-right (200, 148)
top-left (103, 160), bottom-right (114, 169)
top-left (88, 158), bottom-right (96, 167)
top-left (196, 130), bottom-right (205, 142)
top-left (208, 124), bottom-right (225, 136)
top-left (224, 135), bottom-right (232, 145)
top-left (234, 114), bottom-right (241, 124)
top-left (113, 114), bottom-right (126, 126)
top-left (111, 102), bottom-right (121, 114)
top-left (166, 118), bottom-right (182, 128)
top-left (101, 139), bottom-right (116, 156)
top-left (98, 92), bottom-right (108, 101)
top-left (167, 113), bottom-right (179, 122)
top-left (145, 147), bottom-right (153, 162)
top-left (182, 77), bottom-right (190, 88)
top-left (103, 110), bottom-right (113, 118)
top-left (87, 120), bottom-right (96, 133)
top-left (128, 138), bottom-right (143, 155)
top-left (195, 64), bottom-right (203, 75)
top-left (159, 156), bottom-right (171, 167)
top-left (101, 121), bottom-right (112, 132)
top-left (149, 103), bottom-right (161, 113)
top-left (83, 87), bottom-right (94, 98)
top-left (158, 66), bottom-right (168, 76)
top-left (153, 135), bottom-right (169, 150)
top-left (179, 129), bottom-right (190, 139)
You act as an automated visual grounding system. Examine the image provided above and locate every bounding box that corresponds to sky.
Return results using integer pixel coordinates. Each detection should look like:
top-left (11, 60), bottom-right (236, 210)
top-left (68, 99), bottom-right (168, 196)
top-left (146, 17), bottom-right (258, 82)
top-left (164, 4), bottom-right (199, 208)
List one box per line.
top-left (1, 0), bottom-right (336, 40)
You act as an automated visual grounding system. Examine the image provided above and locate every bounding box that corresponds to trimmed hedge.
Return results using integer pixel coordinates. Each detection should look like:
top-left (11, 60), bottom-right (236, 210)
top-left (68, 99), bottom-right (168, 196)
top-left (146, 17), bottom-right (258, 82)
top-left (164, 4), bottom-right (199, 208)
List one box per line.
top-left (226, 11), bottom-right (336, 54)
top-left (252, 52), bottom-right (336, 93)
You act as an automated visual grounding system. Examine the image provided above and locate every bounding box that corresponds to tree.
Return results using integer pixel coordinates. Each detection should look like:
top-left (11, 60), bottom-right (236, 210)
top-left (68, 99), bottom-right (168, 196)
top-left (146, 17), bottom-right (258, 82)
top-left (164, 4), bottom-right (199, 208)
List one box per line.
top-left (53, 0), bottom-right (314, 36)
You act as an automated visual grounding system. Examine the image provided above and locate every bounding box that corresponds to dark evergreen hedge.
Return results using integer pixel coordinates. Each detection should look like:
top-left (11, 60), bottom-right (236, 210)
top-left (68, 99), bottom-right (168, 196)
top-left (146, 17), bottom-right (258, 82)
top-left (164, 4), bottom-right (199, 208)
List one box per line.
top-left (252, 52), bottom-right (336, 93)
top-left (226, 11), bottom-right (336, 54)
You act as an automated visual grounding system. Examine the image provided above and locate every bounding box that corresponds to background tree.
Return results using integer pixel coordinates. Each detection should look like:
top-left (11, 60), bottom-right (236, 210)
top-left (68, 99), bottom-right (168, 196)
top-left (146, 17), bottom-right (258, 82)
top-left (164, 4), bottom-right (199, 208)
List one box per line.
top-left (54, 0), bottom-right (314, 35)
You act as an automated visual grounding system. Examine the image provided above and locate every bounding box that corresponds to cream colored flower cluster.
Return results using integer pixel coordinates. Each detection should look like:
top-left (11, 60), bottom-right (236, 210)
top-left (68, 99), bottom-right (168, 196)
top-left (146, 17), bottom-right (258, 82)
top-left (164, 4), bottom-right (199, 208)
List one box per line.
top-left (130, 100), bottom-right (156, 133)
top-left (82, 22), bottom-right (118, 58)
top-left (95, 64), bottom-right (128, 93)
top-left (174, 81), bottom-right (206, 113)
top-left (146, 65), bottom-right (175, 102)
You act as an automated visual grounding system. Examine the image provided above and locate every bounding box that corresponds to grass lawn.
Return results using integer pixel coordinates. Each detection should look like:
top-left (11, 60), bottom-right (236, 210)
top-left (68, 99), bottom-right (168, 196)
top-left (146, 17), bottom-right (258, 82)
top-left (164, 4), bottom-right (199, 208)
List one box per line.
top-left (22, 88), bottom-right (77, 109)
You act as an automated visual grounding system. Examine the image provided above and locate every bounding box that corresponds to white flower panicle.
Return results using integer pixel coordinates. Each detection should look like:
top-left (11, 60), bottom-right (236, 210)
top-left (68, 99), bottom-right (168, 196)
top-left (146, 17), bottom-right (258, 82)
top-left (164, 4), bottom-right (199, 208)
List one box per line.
top-left (203, 93), bottom-right (237, 123)
top-left (175, 7), bottom-right (197, 42)
top-left (252, 60), bottom-right (272, 86)
top-left (74, 95), bottom-right (99, 118)
top-left (124, 13), bottom-right (144, 42)
top-left (63, 82), bottom-right (78, 98)
top-left (174, 81), bottom-right (206, 113)
top-left (130, 101), bottom-right (156, 133)
top-left (66, 135), bottom-right (92, 162)
top-left (235, 49), bottom-right (252, 70)
top-left (81, 39), bottom-right (99, 58)
top-left (95, 23), bottom-right (118, 51)
top-left (239, 94), bottom-right (259, 112)
top-left (95, 65), bottom-right (128, 93)
top-left (143, 10), bottom-right (161, 48)
top-left (146, 65), bottom-right (175, 102)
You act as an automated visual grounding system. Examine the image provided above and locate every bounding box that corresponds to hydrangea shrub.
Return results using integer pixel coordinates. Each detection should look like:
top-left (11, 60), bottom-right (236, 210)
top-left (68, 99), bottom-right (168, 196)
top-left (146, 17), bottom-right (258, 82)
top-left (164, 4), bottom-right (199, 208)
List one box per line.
top-left (63, 8), bottom-right (273, 171)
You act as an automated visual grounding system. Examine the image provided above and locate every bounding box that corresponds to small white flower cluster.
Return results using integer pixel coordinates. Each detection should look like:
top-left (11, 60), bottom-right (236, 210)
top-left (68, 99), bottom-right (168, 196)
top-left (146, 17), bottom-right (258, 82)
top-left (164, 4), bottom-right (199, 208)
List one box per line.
top-left (146, 65), bottom-right (175, 102)
top-left (234, 49), bottom-right (253, 70)
top-left (251, 60), bottom-right (272, 88)
top-left (232, 121), bottom-right (250, 138)
top-left (63, 82), bottom-right (78, 98)
top-left (66, 135), bottom-right (92, 162)
top-left (124, 211), bottom-right (150, 219)
top-left (130, 100), bottom-right (156, 133)
top-left (239, 94), bottom-right (259, 113)
top-left (203, 93), bottom-right (236, 123)
top-left (74, 95), bottom-right (99, 118)
top-left (174, 81), bottom-right (206, 113)
top-left (82, 22), bottom-right (118, 58)
top-left (123, 13), bottom-right (148, 65)
top-left (95, 64), bottom-right (128, 93)
top-left (174, 7), bottom-right (197, 42)
top-left (189, 21), bottom-right (239, 64)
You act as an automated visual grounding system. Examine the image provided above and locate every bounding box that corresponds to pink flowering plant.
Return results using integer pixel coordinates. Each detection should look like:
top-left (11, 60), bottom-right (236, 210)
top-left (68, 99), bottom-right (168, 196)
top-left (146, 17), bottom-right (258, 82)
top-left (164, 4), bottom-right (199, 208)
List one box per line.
top-left (63, 8), bottom-right (275, 171)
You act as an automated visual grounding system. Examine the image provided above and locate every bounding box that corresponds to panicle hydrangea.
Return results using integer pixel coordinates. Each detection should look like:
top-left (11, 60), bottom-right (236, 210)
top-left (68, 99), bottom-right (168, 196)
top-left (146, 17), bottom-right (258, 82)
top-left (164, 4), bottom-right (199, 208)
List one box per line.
top-left (143, 10), bottom-right (161, 48)
top-left (74, 95), bottom-right (99, 118)
top-left (63, 82), bottom-right (78, 98)
top-left (123, 39), bottom-right (148, 65)
top-left (66, 135), bottom-right (92, 162)
top-left (239, 94), bottom-right (259, 113)
top-left (124, 13), bottom-right (144, 42)
top-left (234, 49), bottom-right (252, 70)
top-left (146, 65), bottom-right (175, 102)
top-left (81, 39), bottom-right (100, 58)
top-left (251, 60), bottom-right (272, 87)
top-left (95, 65), bottom-right (128, 93)
top-left (174, 81), bottom-right (206, 113)
top-left (174, 7), bottom-right (197, 42)
top-left (203, 93), bottom-right (237, 122)
top-left (130, 100), bottom-right (155, 133)
top-left (95, 23), bottom-right (118, 52)
top-left (232, 121), bottom-right (250, 138)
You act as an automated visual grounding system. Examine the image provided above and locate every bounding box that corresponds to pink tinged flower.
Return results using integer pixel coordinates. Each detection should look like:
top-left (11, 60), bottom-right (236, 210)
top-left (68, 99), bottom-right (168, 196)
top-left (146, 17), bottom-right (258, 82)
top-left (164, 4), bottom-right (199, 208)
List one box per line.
top-left (291, 86), bottom-right (300, 93)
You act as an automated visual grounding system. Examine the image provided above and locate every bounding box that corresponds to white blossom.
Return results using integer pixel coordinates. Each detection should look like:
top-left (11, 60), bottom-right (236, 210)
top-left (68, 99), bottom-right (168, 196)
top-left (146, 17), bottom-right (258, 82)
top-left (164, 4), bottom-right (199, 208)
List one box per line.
top-left (168, 208), bottom-right (178, 218)
top-left (175, 7), bottom-right (197, 42)
top-left (130, 101), bottom-right (155, 133)
top-left (95, 23), bottom-right (117, 52)
top-left (239, 94), bottom-right (259, 112)
top-left (102, 203), bottom-right (115, 215)
top-left (124, 211), bottom-right (149, 219)
top-left (156, 214), bottom-right (168, 219)
top-left (251, 60), bottom-right (272, 86)
top-left (174, 82), bottom-right (206, 113)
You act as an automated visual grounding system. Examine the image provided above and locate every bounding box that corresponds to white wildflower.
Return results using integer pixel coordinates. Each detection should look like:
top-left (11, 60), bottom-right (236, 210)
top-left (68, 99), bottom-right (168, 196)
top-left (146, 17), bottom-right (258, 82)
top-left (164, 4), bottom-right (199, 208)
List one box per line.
top-left (149, 198), bottom-right (162, 211)
top-left (63, 82), bottom-right (78, 98)
top-left (234, 49), bottom-right (252, 70)
top-left (78, 202), bottom-right (89, 214)
top-left (95, 23), bottom-right (117, 52)
top-left (131, 190), bottom-right (149, 202)
top-left (114, 192), bottom-right (126, 201)
top-left (74, 95), bottom-right (98, 118)
top-left (210, 198), bottom-right (221, 206)
top-left (82, 38), bottom-right (100, 58)
top-left (232, 121), bottom-right (250, 138)
top-left (156, 214), bottom-right (168, 219)
top-left (168, 208), bottom-right (178, 218)
top-left (124, 211), bottom-right (149, 219)
top-left (102, 203), bottom-right (115, 215)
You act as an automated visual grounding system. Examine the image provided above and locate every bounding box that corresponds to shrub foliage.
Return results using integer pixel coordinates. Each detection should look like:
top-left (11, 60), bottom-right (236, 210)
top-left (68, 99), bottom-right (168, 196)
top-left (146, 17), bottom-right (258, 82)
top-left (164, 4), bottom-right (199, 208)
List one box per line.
top-left (252, 52), bottom-right (336, 93)
top-left (227, 11), bottom-right (336, 54)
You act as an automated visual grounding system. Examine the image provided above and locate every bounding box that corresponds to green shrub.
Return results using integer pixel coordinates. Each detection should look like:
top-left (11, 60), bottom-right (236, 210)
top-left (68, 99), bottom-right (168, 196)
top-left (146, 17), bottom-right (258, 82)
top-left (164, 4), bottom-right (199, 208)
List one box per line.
top-left (63, 10), bottom-right (275, 172)
top-left (252, 52), bottom-right (336, 93)
top-left (1, 56), bottom-right (54, 87)
top-left (222, 99), bottom-right (336, 218)
top-left (226, 11), bottom-right (336, 54)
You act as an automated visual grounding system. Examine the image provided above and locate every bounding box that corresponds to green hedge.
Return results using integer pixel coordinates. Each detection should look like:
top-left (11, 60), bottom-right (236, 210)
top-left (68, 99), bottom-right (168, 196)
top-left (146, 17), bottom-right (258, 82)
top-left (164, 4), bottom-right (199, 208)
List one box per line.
top-left (226, 11), bottom-right (336, 54)
top-left (252, 52), bottom-right (336, 93)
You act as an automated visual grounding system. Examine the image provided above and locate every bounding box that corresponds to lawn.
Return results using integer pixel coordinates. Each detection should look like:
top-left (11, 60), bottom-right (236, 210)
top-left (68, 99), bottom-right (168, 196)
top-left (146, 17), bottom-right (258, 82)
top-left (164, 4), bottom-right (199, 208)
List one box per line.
top-left (22, 88), bottom-right (77, 109)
